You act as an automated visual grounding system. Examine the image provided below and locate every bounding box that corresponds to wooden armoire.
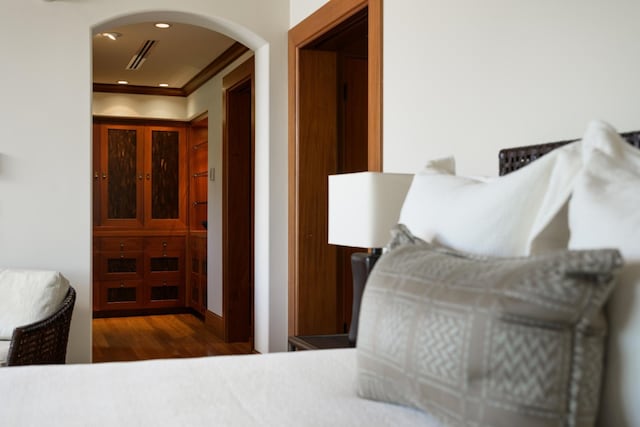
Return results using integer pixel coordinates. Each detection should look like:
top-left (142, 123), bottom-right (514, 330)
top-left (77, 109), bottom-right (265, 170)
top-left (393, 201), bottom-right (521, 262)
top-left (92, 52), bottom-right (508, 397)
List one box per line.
top-left (92, 117), bottom-right (208, 316)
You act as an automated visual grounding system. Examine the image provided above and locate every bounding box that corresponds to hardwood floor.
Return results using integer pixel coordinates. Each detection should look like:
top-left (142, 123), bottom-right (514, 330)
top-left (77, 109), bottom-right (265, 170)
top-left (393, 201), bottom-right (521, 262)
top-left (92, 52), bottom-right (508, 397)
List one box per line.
top-left (92, 313), bottom-right (253, 363)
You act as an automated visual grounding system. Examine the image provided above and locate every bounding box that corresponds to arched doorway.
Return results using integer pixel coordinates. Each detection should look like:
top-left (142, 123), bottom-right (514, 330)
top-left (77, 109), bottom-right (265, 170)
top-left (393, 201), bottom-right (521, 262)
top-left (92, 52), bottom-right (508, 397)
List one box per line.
top-left (90, 10), bottom-right (273, 358)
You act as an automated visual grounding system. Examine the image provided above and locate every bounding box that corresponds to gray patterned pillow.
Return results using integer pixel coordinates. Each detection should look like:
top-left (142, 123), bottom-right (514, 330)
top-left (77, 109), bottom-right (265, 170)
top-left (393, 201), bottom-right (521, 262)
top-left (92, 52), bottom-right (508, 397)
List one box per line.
top-left (357, 226), bottom-right (622, 427)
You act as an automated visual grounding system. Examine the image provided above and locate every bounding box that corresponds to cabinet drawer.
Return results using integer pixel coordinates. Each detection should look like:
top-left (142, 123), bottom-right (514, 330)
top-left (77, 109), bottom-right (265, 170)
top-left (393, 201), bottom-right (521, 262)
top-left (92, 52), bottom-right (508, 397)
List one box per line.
top-left (145, 236), bottom-right (185, 252)
top-left (97, 251), bottom-right (144, 280)
top-left (98, 280), bottom-right (144, 310)
top-left (146, 279), bottom-right (184, 308)
top-left (146, 250), bottom-right (184, 280)
top-left (99, 237), bottom-right (144, 252)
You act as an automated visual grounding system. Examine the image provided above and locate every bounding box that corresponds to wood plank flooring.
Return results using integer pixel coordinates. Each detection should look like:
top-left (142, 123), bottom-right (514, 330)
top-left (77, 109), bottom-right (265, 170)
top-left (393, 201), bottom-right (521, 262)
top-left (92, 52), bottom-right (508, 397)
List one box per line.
top-left (92, 313), bottom-right (253, 363)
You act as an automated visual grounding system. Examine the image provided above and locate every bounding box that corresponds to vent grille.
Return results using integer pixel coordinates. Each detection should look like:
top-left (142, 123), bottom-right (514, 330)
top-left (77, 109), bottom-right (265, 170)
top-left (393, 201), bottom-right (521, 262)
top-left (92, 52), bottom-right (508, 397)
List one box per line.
top-left (126, 40), bottom-right (158, 70)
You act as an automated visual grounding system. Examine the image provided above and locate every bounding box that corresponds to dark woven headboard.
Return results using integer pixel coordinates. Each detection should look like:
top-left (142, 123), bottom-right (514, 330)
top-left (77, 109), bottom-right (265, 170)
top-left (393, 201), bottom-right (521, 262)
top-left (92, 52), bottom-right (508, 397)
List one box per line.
top-left (498, 130), bottom-right (640, 175)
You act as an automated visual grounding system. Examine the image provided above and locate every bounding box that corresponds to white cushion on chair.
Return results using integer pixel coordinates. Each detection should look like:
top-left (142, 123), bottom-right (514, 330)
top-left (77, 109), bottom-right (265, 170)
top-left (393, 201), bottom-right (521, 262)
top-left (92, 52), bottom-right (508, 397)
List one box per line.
top-left (0, 340), bottom-right (10, 366)
top-left (0, 269), bottom-right (70, 340)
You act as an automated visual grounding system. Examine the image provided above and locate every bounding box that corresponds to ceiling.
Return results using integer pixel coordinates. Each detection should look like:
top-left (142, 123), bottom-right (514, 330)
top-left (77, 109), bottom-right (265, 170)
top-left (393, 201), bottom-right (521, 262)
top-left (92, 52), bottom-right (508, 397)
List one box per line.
top-left (93, 21), bottom-right (246, 96)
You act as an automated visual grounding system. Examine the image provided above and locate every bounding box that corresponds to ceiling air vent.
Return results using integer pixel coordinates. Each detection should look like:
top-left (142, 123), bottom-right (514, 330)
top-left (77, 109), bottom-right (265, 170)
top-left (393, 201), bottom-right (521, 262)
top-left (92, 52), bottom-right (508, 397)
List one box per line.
top-left (126, 40), bottom-right (158, 70)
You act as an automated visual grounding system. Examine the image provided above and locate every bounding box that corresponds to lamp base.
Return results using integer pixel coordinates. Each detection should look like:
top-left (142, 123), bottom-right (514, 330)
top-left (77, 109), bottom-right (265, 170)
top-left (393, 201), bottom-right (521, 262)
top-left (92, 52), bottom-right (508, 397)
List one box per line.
top-left (349, 248), bottom-right (382, 346)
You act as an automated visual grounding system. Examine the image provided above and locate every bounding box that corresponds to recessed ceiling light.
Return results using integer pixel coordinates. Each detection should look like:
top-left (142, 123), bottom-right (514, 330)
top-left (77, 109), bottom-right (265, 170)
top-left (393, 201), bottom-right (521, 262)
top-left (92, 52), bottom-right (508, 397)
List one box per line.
top-left (154, 23), bottom-right (171, 29)
top-left (117, 80), bottom-right (129, 85)
top-left (158, 83), bottom-right (169, 87)
top-left (100, 32), bottom-right (121, 41)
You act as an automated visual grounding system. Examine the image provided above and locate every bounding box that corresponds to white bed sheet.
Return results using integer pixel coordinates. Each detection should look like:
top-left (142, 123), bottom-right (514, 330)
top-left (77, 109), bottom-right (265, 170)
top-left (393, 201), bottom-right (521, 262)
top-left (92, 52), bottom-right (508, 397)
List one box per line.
top-left (0, 348), bottom-right (439, 427)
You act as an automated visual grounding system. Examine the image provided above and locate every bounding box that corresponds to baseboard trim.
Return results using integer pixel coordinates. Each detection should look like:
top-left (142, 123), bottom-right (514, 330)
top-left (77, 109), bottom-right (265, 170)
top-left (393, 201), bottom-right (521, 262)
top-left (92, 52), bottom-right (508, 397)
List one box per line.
top-left (205, 310), bottom-right (225, 340)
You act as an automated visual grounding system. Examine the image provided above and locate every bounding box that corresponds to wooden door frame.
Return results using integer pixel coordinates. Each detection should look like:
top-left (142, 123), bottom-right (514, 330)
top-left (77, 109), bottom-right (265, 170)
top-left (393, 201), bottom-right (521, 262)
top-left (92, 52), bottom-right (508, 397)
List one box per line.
top-left (288, 0), bottom-right (383, 335)
top-left (222, 57), bottom-right (255, 344)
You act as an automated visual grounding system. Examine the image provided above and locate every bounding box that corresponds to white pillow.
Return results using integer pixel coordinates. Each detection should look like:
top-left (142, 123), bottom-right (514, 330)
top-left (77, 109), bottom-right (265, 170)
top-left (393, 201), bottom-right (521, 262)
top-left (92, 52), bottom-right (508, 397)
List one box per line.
top-left (568, 130), bottom-right (640, 427)
top-left (399, 140), bottom-right (582, 257)
top-left (0, 269), bottom-right (70, 340)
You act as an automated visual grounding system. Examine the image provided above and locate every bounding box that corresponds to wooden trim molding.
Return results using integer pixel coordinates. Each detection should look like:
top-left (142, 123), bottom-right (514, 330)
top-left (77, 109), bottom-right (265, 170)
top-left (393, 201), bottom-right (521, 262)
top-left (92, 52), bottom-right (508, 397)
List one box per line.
top-left (93, 116), bottom-right (188, 128)
top-left (184, 42), bottom-right (250, 95)
top-left (93, 42), bottom-right (250, 97)
top-left (93, 83), bottom-right (184, 97)
top-left (368, 0), bottom-right (383, 171)
top-left (288, 0), bottom-right (383, 335)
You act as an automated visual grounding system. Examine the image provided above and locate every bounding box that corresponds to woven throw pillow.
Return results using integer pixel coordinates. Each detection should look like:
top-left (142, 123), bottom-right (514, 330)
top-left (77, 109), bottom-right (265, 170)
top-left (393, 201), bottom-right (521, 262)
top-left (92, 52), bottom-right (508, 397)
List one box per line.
top-left (357, 226), bottom-right (622, 427)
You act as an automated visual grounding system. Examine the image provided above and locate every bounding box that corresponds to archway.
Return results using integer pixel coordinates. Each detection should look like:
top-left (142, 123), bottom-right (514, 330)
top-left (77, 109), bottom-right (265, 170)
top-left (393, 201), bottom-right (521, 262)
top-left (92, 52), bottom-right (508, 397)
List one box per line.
top-left (91, 10), bottom-right (273, 356)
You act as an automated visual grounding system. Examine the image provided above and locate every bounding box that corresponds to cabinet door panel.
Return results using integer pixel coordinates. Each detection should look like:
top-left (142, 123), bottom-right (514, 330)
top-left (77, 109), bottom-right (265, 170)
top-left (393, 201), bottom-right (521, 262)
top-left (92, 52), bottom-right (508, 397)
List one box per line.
top-left (99, 125), bottom-right (144, 228)
top-left (144, 127), bottom-right (187, 229)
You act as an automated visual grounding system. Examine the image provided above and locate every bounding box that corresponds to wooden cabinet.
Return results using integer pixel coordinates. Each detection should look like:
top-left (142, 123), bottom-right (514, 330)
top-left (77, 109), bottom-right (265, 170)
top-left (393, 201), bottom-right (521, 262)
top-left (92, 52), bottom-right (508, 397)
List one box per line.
top-left (94, 237), bottom-right (145, 311)
top-left (145, 237), bottom-right (185, 309)
top-left (93, 119), bottom-right (189, 315)
top-left (188, 234), bottom-right (207, 315)
top-left (94, 123), bottom-right (187, 230)
top-left (94, 236), bottom-right (185, 312)
top-left (186, 116), bottom-right (208, 315)
top-left (189, 121), bottom-right (208, 232)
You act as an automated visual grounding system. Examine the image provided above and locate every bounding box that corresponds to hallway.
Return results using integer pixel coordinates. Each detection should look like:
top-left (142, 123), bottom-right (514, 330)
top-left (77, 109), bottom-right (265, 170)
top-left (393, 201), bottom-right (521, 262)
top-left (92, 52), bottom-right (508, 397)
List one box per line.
top-left (92, 314), bottom-right (253, 363)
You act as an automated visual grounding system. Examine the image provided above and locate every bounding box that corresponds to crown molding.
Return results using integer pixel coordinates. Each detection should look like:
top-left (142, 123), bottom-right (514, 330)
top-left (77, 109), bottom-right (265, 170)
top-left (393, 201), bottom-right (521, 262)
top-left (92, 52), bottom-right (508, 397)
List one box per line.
top-left (93, 42), bottom-right (250, 98)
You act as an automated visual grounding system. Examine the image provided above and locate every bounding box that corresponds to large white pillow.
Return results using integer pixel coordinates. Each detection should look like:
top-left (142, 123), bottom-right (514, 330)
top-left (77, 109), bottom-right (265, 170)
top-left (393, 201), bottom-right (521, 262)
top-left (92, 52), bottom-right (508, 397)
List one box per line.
top-left (399, 140), bottom-right (582, 257)
top-left (0, 269), bottom-right (70, 340)
top-left (568, 125), bottom-right (640, 427)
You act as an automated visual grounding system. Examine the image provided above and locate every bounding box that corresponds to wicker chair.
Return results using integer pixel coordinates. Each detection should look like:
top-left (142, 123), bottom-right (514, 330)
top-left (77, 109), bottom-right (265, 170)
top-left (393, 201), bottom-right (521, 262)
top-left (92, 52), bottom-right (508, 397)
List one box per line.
top-left (5, 286), bottom-right (76, 366)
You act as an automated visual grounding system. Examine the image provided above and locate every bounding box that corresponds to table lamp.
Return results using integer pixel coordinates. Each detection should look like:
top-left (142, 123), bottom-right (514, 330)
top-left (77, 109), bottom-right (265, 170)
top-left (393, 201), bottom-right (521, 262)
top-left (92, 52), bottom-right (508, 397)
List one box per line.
top-left (328, 172), bottom-right (413, 345)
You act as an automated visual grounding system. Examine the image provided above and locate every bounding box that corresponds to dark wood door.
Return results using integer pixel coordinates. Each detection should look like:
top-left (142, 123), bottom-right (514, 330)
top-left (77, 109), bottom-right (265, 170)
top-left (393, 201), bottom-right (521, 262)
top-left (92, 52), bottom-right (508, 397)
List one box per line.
top-left (296, 49), bottom-right (339, 334)
top-left (291, 10), bottom-right (370, 336)
top-left (337, 55), bottom-right (368, 332)
top-left (223, 59), bottom-right (255, 343)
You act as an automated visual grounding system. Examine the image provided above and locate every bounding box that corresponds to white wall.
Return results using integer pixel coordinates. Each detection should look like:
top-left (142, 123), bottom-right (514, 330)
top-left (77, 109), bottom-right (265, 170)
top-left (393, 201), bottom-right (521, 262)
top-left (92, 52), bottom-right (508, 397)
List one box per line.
top-left (290, 0), bottom-right (328, 27)
top-left (0, 0), bottom-right (288, 363)
top-left (382, 0), bottom-right (640, 176)
top-left (93, 93), bottom-right (188, 120)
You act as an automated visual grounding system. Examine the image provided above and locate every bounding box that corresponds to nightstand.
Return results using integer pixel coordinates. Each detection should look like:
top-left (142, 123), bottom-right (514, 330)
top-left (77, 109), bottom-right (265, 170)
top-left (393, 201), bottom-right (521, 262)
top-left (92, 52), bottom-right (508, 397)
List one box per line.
top-left (288, 333), bottom-right (353, 351)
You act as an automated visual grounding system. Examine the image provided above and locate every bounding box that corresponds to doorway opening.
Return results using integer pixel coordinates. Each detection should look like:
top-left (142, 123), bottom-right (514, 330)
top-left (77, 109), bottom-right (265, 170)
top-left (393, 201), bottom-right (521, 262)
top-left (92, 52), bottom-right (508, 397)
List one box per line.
top-left (91, 14), bottom-right (258, 361)
top-left (288, 0), bottom-right (383, 337)
top-left (223, 58), bottom-right (255, 345)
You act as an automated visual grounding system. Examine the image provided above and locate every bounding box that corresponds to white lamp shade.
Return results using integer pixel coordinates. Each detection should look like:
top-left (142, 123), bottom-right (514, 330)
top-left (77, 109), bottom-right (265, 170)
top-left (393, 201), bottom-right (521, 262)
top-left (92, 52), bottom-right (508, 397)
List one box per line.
top-left (328, 172), bottom-right (413, 248)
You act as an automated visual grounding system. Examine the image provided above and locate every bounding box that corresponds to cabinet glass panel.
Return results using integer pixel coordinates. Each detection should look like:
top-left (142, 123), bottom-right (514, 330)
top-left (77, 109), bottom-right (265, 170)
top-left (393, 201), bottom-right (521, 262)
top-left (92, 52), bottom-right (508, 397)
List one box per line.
top-left (107, 257), bottom-right (138, 273)
top-left (151, 284), bottom-right (179, 301)
top-left (151, 130), bottom-right (180, 219)
top-left (150, 256), bottom-right (179, 272)
top-left (107, 286), bottom-right (137, 303)
top-left (107, 129), bottom-right (137, 219)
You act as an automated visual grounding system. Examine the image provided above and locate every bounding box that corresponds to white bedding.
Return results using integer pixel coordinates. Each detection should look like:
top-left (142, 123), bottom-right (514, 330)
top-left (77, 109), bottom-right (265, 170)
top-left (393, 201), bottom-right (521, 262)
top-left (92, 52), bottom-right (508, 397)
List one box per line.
top-left (0, 349), bottom-right (439, 427)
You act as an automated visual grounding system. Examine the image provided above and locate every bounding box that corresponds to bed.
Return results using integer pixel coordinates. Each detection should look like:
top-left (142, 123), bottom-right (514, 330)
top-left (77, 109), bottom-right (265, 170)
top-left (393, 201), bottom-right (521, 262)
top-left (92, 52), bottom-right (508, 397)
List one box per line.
top-left (0, 120), bottom-right (638, 427)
